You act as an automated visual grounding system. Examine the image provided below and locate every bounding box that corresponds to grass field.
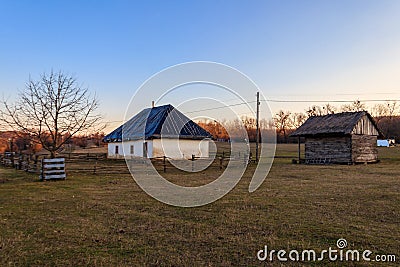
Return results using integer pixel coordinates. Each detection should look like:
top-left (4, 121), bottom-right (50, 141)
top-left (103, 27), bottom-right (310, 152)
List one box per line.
top-left (0, 144), bottom-right (399, 266)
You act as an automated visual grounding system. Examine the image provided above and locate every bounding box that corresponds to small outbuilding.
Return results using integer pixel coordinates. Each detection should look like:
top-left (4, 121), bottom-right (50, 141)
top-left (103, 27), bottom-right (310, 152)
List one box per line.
top-left (377, 139), bottom-right (395, 147)
top-left (103, 104), bottom-right (212, 159)
top-left (377, 139), bottom-right (390, 147)
top-left (290, 111), bottom-right (383, 164)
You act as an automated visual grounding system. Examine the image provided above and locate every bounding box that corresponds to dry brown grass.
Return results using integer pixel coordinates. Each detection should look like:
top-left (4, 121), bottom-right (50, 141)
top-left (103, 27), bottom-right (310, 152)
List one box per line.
top-left (0, 144), bottom-right (399, 266)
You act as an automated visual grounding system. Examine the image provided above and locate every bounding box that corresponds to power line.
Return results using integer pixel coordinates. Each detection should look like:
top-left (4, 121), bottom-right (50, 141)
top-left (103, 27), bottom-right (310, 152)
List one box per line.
top-left (184, 101), bottom-right (256, 114)
top-left (183, 98), bottom-right (400, 115)
top-left (105, 98), bottom-right (400, 125)
top-left (264, 99), bottom-right (399, 103)
top-left (267, 92), bottom-right (400, 97)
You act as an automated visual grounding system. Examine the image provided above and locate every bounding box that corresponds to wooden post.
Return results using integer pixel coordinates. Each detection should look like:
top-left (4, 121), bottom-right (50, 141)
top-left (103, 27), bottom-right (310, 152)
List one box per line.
top-left (34, 155), bottom-right (38, 173)
top-left (163, 156), bottom-right (166, 173)
top-left (298, 136), bottom-right (301, 163)
top-left (18, 156), bottom-right (22, 170)
top-left (93, 161), bottom-right (97, 175)
top-left (26, 155), bottom-right (30, 172)
top-left (256, 91), bottom-right (260, 162)
top-left (11, 154), bottom-right (15, 169)
top-left (219, 153), bottom-right (225, 170)
top-left (40, 158), bottom-right (44, 180)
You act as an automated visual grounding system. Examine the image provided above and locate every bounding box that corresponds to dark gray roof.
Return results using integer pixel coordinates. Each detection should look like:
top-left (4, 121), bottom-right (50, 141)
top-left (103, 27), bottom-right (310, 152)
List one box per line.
top-left (103, 104), bottom-right (212, 142)
top-left (290, 111), bottom-right (382, 137)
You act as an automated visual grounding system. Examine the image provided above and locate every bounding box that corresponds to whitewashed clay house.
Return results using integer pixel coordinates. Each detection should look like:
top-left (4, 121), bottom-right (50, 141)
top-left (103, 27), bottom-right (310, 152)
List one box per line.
top-left (103, 104), bottom-right (212, 159)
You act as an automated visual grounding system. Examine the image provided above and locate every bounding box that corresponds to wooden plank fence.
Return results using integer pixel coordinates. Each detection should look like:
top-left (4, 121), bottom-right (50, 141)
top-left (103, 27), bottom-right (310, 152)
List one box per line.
top-left (40, 158), bottom-right (66, 180)
top-left (0, 150), bottom-right (257, 177)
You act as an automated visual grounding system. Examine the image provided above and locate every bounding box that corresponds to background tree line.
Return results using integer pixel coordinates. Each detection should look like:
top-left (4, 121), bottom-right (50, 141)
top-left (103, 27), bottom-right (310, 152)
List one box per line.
top-left (0, 131), bottom-right (105, 154)
top-left (198, 100), bottom-right (400, 144)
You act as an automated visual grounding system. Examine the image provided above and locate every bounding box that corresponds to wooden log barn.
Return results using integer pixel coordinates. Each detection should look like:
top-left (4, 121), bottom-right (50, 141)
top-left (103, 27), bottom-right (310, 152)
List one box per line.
top-left (290, 111), bottom-right (383, 164)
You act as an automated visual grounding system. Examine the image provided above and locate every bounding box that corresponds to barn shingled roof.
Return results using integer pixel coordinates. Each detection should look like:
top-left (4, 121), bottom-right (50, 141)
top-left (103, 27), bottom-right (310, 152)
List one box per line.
top-left (103, 104), bottom-right (212, 142)
top-left (290, 111), bottom-right (382, 137)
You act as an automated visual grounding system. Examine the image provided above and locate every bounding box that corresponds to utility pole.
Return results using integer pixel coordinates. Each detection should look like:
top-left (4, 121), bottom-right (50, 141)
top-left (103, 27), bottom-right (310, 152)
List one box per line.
top-left (255, 92), bottom-right (260, 162)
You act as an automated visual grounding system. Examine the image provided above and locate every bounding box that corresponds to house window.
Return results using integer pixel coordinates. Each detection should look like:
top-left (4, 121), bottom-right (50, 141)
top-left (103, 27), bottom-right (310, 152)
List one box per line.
top-left (130, 145), bottom-right (134, 155)
top-left (115, 145), bottom-right (119, 155)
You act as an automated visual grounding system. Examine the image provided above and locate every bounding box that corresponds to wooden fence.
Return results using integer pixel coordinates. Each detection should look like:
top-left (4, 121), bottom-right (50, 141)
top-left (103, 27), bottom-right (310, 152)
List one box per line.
top-left (0, 151), bottom-right (255, 177)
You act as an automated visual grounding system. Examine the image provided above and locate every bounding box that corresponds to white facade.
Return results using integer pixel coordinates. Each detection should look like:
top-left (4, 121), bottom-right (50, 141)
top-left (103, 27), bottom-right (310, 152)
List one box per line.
top-left (107, 138), bottom-right (209, 159)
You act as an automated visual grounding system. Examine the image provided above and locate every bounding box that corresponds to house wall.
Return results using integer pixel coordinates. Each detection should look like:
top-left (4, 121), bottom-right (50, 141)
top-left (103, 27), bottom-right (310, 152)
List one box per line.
top-left (107, 143), bottom-right (123, 159)
top-left (305, 135), bottom-right (379, 164)
top-left (152, 139), bottom-right (209, 159)
top-left (305, 136), bottom-right (352, 164)
top-left (352, 135), bottom-right (378, 163)
top-left (107, 140), bottom-right (153, 159)
top-left (107, 139), bottom-right (209, 159)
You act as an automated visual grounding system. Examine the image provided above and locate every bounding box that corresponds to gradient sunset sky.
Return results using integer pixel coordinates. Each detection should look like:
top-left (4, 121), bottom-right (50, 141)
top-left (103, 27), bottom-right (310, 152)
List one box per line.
top-left (1, 0), bottom-right (400, 131)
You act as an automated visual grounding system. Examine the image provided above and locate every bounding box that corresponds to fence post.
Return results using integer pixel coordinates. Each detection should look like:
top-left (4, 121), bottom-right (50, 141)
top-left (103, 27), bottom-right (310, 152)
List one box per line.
top-left (11, 154), bottom-right (15, 169)
top-left (34, 155), bottom-right (38, 173)
top-left (18, 155), bottom-right (22, 170)
top-left (40, 157), bottom-right (44, 180)
top-left (27, 155), bottom-right (31, 172)
top-left (163, 156), bottom-right (166, 173)
top-left (93, 160), bottom-right (97, 175)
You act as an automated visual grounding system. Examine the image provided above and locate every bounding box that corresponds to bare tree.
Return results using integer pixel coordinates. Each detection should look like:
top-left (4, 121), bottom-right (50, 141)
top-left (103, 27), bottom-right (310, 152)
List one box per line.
top-left (274, 110), bottom-right (292, 142)
top-left (385, 101), bottom-right (399, 138)
top-left (291, 112), bottom-right (307, 129)
top-left (371, 103), bottom-right (388, 124)
top-left (386, 101), bottom-right (399, 119)
top-left (341, 100), bottom-right (366, 112)
top-left (306, 105), bottom-right (324, 117)
top-left (0, 71), bottom-right (102, 158)
top-left (322, 103), bottom-right (337, 114)
top-left (259, 118), bottom-right (275, 131)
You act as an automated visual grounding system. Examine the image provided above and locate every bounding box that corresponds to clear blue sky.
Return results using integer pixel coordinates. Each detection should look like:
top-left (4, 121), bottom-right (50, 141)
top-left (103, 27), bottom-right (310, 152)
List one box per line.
top-left (1, 0), bottom-right (400, 131)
